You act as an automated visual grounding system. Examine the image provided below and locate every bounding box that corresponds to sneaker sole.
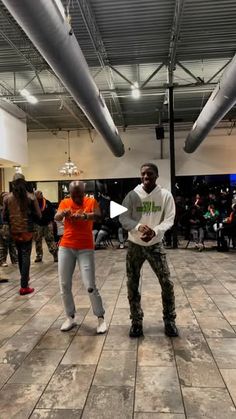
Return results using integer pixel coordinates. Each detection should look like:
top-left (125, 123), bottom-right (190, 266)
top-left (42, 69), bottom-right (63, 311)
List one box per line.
top-left (97, 329), bottom-right (107, 335)
top-left (61, 322), bottom-right (77, 332)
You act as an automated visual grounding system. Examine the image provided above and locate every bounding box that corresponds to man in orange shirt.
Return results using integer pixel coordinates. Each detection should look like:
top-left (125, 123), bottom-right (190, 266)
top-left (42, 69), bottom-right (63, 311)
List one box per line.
top-left (55, 181), bottom-right (106, 333)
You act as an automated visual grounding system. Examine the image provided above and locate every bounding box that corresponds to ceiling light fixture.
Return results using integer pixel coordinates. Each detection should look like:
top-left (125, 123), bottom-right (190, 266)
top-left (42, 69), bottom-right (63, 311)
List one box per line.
top-left (131, 82), bottom-right (141, 99)
top-left (13, 165), bottom-right (22, 174)
top-left (59, 131), bottom-right (83, 177)
top-left (19, 89), bottom-right (38, 104)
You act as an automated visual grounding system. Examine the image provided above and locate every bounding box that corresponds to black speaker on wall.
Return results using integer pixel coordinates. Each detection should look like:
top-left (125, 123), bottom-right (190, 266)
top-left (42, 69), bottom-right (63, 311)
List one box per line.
top-left (155, 125), bottom-right (164, 140)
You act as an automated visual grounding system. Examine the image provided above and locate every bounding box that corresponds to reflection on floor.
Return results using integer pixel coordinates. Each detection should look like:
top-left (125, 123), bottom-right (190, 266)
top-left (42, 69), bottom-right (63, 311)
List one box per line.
top-left (0, 245), bottom-right (236, 418)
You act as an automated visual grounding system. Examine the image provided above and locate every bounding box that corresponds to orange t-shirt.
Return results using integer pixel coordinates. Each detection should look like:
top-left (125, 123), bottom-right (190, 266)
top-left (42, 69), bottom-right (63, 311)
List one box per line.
top-left (58, 197), bottom-right (98, 250)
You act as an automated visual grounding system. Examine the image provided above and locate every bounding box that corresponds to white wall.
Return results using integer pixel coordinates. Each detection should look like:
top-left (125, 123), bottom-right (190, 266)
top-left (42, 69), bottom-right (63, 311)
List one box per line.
top-left (0, 107), bottom-right (28, 166)
top-left (175, 128), bottom-right (236, 176)
top-left (4, 127), bottom-right (171, 191)
top-left (4, 123), bottom-right (236, 193)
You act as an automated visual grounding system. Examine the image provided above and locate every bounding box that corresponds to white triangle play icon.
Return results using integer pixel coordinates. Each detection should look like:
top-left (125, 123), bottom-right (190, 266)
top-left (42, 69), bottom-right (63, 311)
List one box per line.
top-left (110, 201), bottom-right (128, 219)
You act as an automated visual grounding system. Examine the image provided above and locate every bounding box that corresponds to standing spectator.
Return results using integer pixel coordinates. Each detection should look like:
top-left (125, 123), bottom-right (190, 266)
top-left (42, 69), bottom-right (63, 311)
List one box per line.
top-left (120, 163), bottom-right (178, 338)
top-left (55, 181), bottom-right (106, 333)
top-left (0, 192), bottom-right (18, 267)
top-left (3, 174), bottom-right (41, 295)
top-left (34, 191), bottom-right (58, 263)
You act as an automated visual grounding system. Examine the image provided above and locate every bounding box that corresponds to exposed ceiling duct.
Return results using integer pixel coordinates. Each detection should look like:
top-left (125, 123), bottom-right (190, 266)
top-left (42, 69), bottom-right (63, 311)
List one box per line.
top-left (2, 0), bottom-right (125, 157)
top-left (184, 54), bottom-right (236, 153)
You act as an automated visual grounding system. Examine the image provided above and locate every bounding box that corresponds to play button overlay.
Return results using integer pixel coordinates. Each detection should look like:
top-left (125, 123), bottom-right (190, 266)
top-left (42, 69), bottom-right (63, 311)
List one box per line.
top-left (110, 201), bottom-right (128, 219)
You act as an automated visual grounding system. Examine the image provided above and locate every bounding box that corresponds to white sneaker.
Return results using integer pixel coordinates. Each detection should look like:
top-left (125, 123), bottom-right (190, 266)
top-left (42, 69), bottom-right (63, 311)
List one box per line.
top-left (60, 316), bottom-right (77, 332)
top-left (119, 244), bottom-right (125, 249)
top-left (97, 317), bottom-right (107, 334)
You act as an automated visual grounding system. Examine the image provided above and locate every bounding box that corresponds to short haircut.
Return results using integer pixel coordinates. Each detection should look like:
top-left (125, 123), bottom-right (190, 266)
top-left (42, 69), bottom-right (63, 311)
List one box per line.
top-left (69, 181), bottom-right (85, 192)
top-left (141, 163), bottom-right (159, 176)
top-left (12, 173), bottom-right (25, 181)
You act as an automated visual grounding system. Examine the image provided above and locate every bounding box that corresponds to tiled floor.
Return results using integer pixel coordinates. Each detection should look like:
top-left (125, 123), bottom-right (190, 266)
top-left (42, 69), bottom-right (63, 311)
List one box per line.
top-left (0, 244), bottom-right (236, 418)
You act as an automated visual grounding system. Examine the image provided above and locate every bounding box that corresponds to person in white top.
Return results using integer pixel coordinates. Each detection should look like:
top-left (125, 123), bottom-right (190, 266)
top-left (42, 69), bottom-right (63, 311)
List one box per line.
top-left (120, 163), bottom-right (178, 338)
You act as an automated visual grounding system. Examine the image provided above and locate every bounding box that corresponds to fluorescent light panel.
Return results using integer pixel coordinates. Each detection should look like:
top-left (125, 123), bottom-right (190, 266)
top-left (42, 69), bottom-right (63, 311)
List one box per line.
top-left (19, 89), bottom-right (38, 104)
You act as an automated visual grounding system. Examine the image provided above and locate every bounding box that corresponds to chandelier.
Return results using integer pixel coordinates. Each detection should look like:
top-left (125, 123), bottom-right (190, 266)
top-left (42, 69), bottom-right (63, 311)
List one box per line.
top-left (59, 131), bottom-right (83, 177)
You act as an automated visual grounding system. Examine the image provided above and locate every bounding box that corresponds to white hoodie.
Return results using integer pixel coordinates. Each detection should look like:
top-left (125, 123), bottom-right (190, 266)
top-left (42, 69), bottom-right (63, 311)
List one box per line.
top-left (120, 184), bottom-right (175, 246)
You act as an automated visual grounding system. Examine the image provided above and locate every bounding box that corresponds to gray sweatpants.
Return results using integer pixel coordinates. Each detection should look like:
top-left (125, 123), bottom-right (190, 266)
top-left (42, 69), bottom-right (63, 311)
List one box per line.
top-left (58, 246), bottom-right (105, 318)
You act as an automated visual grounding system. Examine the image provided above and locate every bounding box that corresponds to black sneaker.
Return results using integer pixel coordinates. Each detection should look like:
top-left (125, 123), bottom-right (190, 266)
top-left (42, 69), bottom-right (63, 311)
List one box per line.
top-left (164, 321), bottom-right (179, 337)
top-left (35, 256), bottom-right (42, 263)
top-left (129, 323), bottom-right (144, 338)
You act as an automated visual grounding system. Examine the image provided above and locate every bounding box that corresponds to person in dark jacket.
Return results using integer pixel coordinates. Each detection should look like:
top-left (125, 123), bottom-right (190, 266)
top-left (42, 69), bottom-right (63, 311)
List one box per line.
top-left (3, 174), bottom-right (41, 294)
top-left (0, 192), bottom-right (18, 267)
top-left (34, 191), bottom-right (58, 262)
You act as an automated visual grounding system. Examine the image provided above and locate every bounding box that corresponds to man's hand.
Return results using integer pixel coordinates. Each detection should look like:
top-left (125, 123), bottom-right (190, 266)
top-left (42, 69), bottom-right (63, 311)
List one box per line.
top-left (138, 224), bottom-right (152, 234)
top-left (62, 209), bottom-right (72, 218)
top-left (70, 212), bottom-right (84, 220)
top-left (138, 224), bottom-right (155, 242)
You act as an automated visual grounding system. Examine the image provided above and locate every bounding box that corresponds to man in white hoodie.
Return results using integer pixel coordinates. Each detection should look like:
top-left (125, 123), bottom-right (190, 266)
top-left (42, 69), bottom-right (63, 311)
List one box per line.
top-left (119, 163), bottom-right (178, 338)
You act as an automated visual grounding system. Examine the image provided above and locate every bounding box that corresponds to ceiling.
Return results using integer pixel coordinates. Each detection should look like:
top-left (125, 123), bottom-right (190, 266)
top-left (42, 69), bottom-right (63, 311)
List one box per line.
top-left (0, 0), bottom-right (236, 131)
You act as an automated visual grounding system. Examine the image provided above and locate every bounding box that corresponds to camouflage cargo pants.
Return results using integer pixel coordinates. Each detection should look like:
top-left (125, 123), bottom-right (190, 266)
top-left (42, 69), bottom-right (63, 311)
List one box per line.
top-left (34, 224), bottom-right (57, 258)
top-left (0, 225), bottom-right (18, 264)
top-left (126, 241), bottom-right (176, 325)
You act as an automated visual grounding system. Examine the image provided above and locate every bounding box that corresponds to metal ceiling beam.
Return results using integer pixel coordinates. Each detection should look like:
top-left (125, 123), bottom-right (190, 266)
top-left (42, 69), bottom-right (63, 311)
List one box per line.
top-left (0, 75), bottom-right (50, 130)
top-left (0, 7), bottom-right (47, 92)
top-left (177, 61), bottom-right (204, 84)
top-left (168, 0), bottom-right (186, 78)
top-left (0, 28), bottom-right (45, 93)
top-left (207, 59), bottom-right (231, 83)
top-left (108, 65), bottom-right (134, 86)
top-left (141, 63), bottom-right (164, 89)
top-left (61, 99), bottom-right (89, 129)
top-left (0, 83), bottom-right (217, 100)
top-left (76, 0), bottom-right (126, 126)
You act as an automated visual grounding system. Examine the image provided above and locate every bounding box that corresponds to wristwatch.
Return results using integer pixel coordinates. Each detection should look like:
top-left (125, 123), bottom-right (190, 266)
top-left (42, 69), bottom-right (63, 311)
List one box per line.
top-left (82, 213), bottom-right (88, 220)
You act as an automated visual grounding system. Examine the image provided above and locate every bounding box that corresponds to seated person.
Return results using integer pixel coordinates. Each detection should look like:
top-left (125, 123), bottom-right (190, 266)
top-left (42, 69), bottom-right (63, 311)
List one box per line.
top-left (185, 206), bottom-right (206, 251)
top-left (219, 204), bottom-right (236, 249)
top-left (93, 217), bottom-right (126, 249)
top-left (204, 204), bottom-right (220, 237)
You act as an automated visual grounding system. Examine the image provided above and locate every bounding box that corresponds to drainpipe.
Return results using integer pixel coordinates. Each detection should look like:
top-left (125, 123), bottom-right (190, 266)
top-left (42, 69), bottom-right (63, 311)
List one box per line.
top-left (184, 54), bottom-right (236, 153)
top-left (2, 0), bottom-right (125, 157)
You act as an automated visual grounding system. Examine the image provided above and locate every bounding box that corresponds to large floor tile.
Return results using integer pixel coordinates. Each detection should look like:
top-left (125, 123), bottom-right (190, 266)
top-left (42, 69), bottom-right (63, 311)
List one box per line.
top-left (207, 338), bottom-right (236, 368)
top-left (135, 366), bottom-right (184, 413)
top-left (9, 349), bottom-right (64, 384)
top-left (182, 387), bottom-right (236, 418)
top-left (0, 383), bottom-right (44, 419)
top-left (138, 336), bottom-right (174, 366)
top-left (134, 414), bottom-right (186, 419)
top-left (103, 325), bottom-right (137, 351)
top-left (61, 335), bottom-right (105, 365)
top-left (0, 363), bottom-right (15, 388)
top-left (31, 409), bottom-right (82, 418)
top-left (37, 365), bottom-right (95, 409)
top-left (221, 369), bottom-right (236, 405)
top-left (173, 334), bottom-right (224, 387)
top-left (82, 385), bottom-right (134, 419)
top-left (197, 316), bottom-right (235, 338)
top-left (93, 350), bottom-right (136, 387)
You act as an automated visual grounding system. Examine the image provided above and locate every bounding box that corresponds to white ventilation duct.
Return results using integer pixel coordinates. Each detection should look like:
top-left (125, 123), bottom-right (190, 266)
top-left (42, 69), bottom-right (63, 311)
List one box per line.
top-left (184, 55), bottom-right (236, 153)
top-left (2, 0), bottom-right (125, 157)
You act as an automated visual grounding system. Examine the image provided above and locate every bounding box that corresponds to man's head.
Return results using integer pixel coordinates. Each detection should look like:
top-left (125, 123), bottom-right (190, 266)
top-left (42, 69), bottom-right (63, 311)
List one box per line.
top-left (140, 163), bottom-right (159, 192)
top-left (208, 204), bottom-right (215, 211)
top-left (35, 190), bottom-right (43, 201)
top-left (12, 173), bottom-right (25, 182)
top-left (69, 181), bottom-right (85, 204)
